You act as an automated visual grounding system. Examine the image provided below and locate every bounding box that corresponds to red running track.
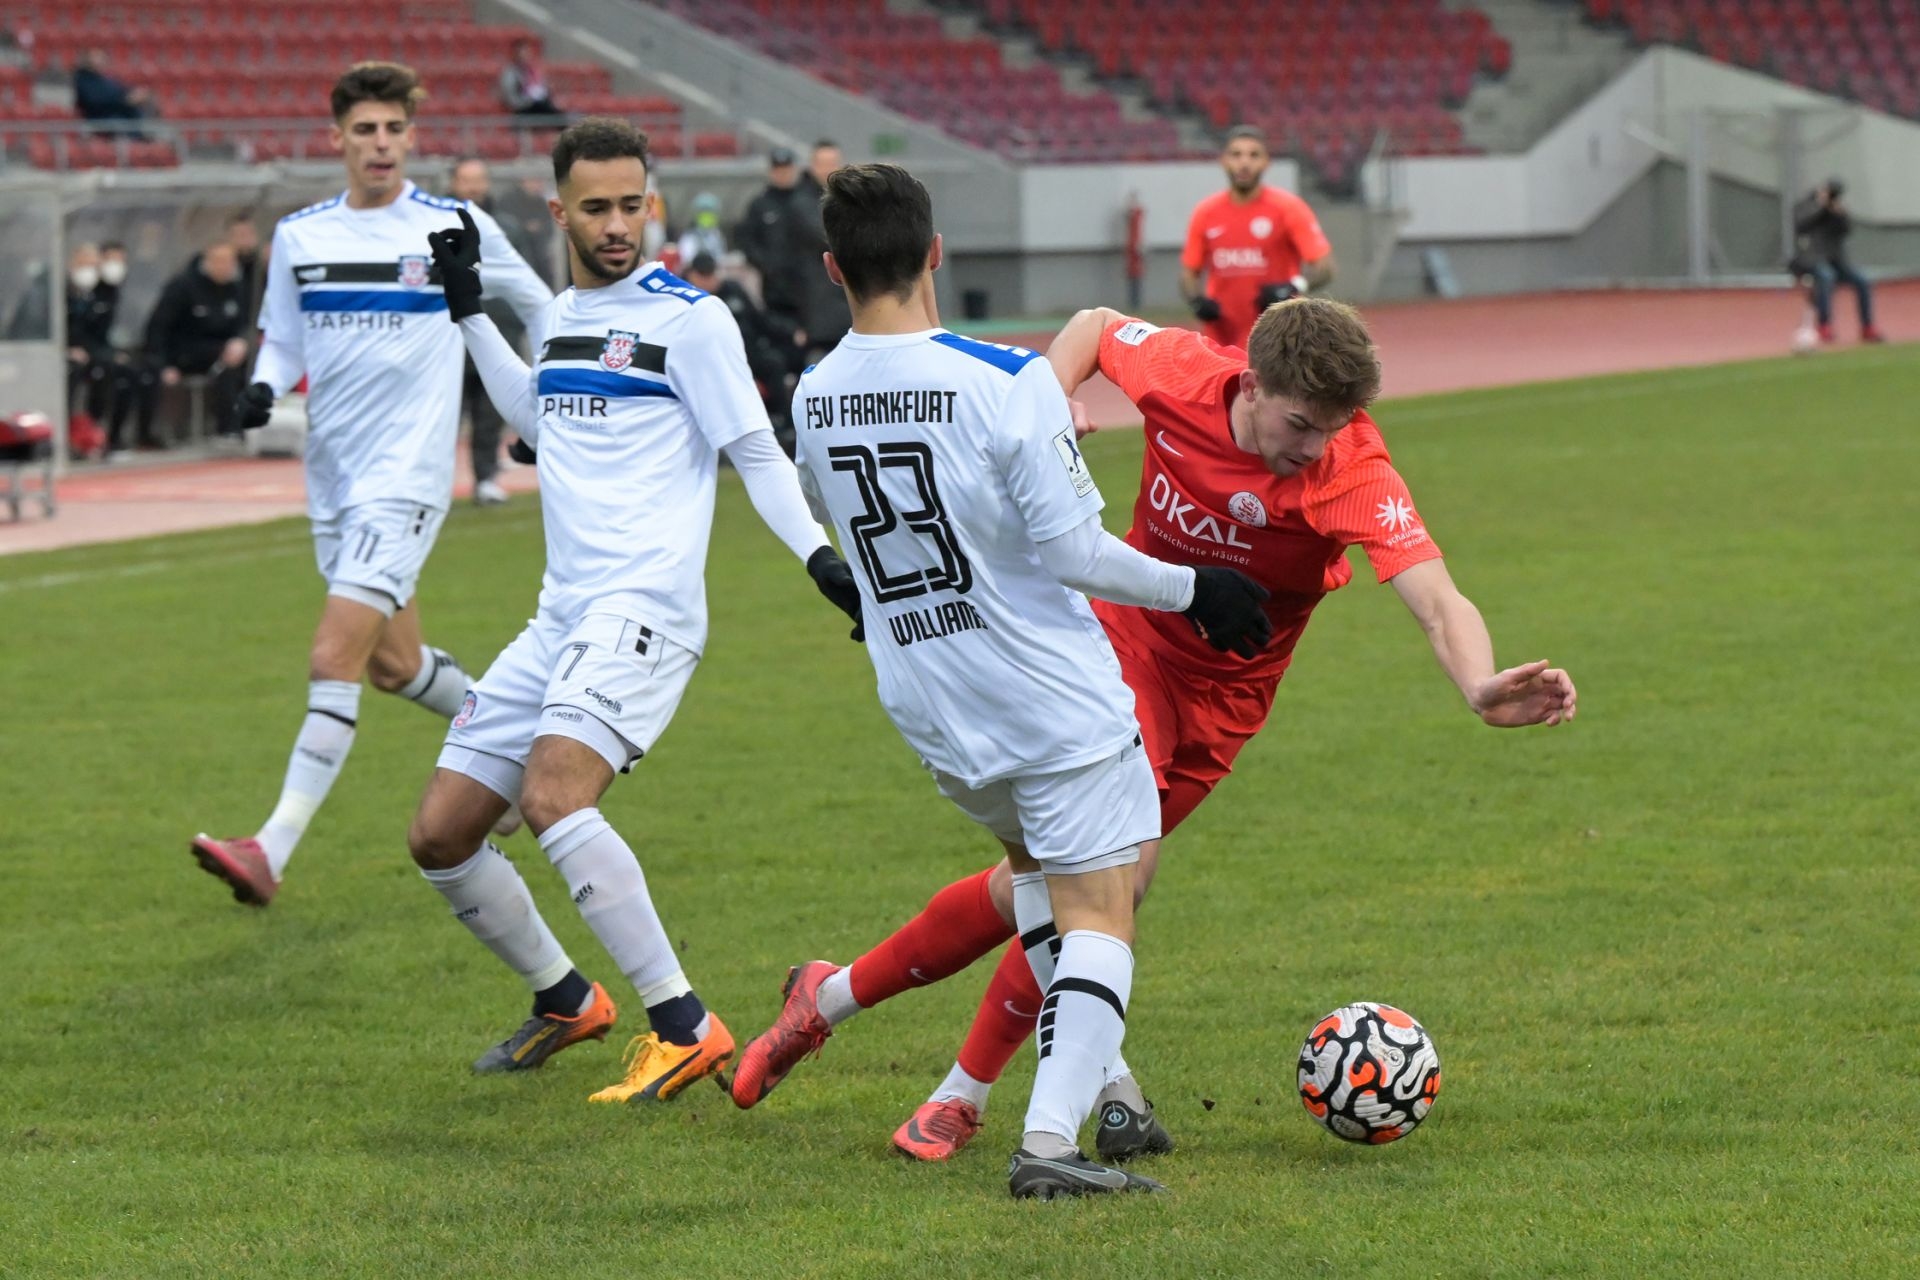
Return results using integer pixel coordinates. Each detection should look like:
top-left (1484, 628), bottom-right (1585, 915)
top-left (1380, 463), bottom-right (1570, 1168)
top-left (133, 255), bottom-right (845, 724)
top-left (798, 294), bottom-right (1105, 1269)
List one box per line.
top-left (4, 283), bottom-right (1911, 556)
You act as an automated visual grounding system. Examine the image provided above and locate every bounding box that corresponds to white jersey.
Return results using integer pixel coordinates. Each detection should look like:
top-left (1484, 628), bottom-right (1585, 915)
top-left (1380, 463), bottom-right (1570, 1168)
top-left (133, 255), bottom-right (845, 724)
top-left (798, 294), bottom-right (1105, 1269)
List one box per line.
top-left (517, 264), bottom-right (772, 650)
top-left (255, 181), bottom-right (551, 521)
top-left (793, 329), bottom-right (1141, 787)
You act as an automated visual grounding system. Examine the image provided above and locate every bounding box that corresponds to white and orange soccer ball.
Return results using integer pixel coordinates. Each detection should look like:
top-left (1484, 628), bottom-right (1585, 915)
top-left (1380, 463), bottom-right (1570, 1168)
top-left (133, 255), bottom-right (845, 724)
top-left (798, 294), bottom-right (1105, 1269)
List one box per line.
top-left (1297, 1002), bottom-right (1441, 1144)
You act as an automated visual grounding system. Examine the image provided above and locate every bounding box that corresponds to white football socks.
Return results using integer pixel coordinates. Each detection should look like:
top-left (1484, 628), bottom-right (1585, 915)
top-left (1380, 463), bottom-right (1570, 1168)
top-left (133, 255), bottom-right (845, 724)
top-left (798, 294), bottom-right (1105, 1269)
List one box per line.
top-left (1011, 871), bottom-right (1059, 988)
top-left (1097, 1055), bottom-right (1149, 1112)
top-left (256, 679), bottom-right (360, 877)
top-left (815, 967), bottom-right (862, 1027)
top-left (1022, 928), bottom-right (1135, 1160)
top-left (539, 808), bottom-right (688, 1006)
top-left (421, 843), bottom-right (574, 992)
top-left (931, 1061), bottom-right (993, 1112)
top-left (396, 644), bottom-right (470, 719)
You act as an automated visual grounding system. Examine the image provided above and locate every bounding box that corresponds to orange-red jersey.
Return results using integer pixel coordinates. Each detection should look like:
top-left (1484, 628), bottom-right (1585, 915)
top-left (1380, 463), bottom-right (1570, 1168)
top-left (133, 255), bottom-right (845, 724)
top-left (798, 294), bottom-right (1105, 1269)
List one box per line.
top-left (1095, 316), bottom-right (1441, 681)
top-left (1180, 185), bottom-right (1331, 349)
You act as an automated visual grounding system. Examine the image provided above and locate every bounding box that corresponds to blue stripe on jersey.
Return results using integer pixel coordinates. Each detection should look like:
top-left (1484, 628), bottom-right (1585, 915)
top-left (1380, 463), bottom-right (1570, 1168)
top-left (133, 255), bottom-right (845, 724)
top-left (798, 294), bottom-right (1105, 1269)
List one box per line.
top-left (930, 332), bottom-right (1043, 376)
top-left (637, 268), bottom-right (707, 303)
top-left (537, 367), bottom-right (679, 399)
top-left (300, 290), bottom-right (448, 313)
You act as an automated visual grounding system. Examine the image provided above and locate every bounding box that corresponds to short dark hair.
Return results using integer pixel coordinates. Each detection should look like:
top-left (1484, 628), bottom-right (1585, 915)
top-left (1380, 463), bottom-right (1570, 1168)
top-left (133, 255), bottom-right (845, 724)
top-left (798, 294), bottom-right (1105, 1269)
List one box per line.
top-left (551, 117), bottom-right (651, 186)
top-left (1224, 124), bottom-right (1268, 149)
top-left (331, 62), bottom-right (425, 122)
top-left (687, 252), bottom-right (718, 277)
top-left (821, 163), bottom-right (934, 304)
top-left (224, 211), bottom-right (254, 228)
top-left (813, 138), bottom-right (839, 152)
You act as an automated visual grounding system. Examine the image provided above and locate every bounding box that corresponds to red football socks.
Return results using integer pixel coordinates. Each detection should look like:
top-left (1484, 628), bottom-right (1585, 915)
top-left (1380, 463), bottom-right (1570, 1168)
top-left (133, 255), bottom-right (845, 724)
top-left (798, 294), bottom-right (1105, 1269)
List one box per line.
top-left (955, 942), bottom-right (1045, 1084)
top-left (846, 866), bottom-right (1013, 1008)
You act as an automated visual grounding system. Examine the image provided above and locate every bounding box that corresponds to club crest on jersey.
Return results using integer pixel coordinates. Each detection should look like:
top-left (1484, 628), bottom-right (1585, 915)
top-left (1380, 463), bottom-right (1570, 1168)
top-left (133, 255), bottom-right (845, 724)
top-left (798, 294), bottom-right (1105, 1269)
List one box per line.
top-left (1249, 216), bottom-right (1274, 238)
top-left (1228, 491), bottom-right (1268, 528)
top-left (397, 255), bottom-right (431, 287)
top-left (601, 329), bottom-right (641, 372)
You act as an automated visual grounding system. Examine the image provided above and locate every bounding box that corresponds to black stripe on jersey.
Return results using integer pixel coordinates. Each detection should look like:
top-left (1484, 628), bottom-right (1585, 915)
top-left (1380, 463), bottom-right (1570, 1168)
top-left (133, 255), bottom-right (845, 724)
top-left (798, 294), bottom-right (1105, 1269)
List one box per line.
top-left (540, 335), bottom-right (668, 373)
top-left (292, 262), bottom-right (444, 285)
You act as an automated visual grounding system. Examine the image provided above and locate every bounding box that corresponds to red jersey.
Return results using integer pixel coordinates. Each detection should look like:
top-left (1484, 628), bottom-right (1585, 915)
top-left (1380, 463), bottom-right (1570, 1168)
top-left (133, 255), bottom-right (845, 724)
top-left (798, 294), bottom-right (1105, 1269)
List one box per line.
top-left (1181, 186), bottom-right (1331, 349)
top-left (1096, 317), bottom-right (1441, 681)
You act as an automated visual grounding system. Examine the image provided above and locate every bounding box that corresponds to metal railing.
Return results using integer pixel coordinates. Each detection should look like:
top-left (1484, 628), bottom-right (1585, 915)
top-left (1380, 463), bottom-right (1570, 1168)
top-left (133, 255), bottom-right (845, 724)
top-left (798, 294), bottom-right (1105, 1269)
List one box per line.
top-left (0, 111), bottom-right (746, 170)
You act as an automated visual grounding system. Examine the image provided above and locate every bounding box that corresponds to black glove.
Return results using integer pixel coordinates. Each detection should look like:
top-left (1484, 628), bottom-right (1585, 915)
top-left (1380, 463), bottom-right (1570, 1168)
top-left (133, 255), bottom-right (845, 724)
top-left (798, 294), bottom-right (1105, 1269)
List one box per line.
top-left (1257, 275), bottom-right (1308, 311)
top-left (1183, 565), bottom-right (1273, 659)
top-left (231, 381), bottom-right (275, 432)
top-left (426, 205), bottom-right (484, 322)
top-left (807, 545), bottom-right (864, 642)
top-left (506, 436), bottom-right (537, 465)
top-left (1186, 294), bottom-right (1222, 323)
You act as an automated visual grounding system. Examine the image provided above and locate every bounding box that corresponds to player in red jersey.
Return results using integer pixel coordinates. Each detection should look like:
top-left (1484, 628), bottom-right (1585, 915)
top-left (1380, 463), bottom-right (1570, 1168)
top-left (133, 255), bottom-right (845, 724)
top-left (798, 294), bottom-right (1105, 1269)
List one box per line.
top-left (728, 299), bottom-right (1576, 1161)
top-left (1182, 125), bottom-right (1334, 350)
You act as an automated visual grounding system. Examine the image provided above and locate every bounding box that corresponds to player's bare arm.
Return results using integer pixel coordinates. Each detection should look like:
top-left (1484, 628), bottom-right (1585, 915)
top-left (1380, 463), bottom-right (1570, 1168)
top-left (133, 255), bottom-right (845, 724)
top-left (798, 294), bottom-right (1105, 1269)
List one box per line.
top-left (1389, 558), bottom-right (1577, 727)
top-left (1046, 306), bottom-right (1128, 398)
top-left (1303, 249), bottom-right (1336, 291)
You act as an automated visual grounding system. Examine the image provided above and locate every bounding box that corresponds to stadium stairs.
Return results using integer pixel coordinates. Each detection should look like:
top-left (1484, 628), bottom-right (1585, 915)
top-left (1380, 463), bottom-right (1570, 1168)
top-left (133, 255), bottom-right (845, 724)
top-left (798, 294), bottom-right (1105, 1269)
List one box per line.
top-left (1445, 0), bottom-right (1637, 151)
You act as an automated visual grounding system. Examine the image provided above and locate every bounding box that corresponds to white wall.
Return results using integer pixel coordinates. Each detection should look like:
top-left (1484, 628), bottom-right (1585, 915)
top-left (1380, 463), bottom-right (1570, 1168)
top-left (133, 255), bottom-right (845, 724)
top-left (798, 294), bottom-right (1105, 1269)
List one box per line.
top-left (1372, 47), bottom-right (1920, 243)
top-left (1018, 159), bottom-right (1302, 252)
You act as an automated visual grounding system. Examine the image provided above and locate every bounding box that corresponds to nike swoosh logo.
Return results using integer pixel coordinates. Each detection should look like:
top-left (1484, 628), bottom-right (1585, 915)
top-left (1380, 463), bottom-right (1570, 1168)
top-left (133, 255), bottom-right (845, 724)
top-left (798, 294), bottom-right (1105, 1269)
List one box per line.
top-left (1003, 1001), bottom-right (1038, 1019)
top-left (1155, 430), bottom-right (1184, 457)
top-left (909, 968), bottom-right (932, 983)
top-left (1205, 227), bottom-right (1224, 238)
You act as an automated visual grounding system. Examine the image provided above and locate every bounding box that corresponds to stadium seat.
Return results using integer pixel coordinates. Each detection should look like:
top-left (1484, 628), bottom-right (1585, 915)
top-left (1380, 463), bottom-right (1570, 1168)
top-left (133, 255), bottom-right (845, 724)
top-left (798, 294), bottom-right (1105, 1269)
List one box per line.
top-left (4, 2), bottom-right (730, 170)
top-left (1588, 0), bottom-right (1920, 123)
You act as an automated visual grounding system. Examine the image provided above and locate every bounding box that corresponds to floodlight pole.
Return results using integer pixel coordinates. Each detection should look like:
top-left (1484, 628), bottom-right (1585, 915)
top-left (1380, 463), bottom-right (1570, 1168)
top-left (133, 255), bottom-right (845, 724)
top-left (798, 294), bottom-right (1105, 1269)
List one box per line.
top-left (1685, 108), bottom-right (1711, 285)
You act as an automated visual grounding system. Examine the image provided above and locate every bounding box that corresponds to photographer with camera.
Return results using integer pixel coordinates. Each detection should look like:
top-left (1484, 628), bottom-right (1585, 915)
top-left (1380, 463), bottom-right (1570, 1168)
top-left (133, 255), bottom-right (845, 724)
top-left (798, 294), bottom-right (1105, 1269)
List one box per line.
top-left (1792, 178), bottom-right (1884, 345)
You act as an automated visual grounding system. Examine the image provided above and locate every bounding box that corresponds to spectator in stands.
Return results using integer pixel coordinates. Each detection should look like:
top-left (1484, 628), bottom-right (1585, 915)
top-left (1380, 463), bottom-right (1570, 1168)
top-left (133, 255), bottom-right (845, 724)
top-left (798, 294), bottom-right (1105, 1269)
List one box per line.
top-left (796, 139), bottom-right (851, 352)
top-left (1793, 179), bottom-right (1883, 344)
top-left (676, 191), bottom-right (727, 265)
top-left (446, 155), bottom-right (515, 504)
top-left (498, 38), bottom-right (563, 119)
top-left (72, 49), bottom-right (154, 136)
top-left (805, 139), bottom-right (843, 194)
top-left (736, 146), bottom-right (812, 328)
top-left (93, 240), bottom-right (161, 453)
top-left (1182, 125), bottom-right (1335, 350)
top-left (144, 241), bottom-right (250, 438)
top-left (683, 250), bottom-right (807, 446)
top-left (65, 242), bottom-right (116, 429)
top-left (225, 213), bottom-right (261, 317)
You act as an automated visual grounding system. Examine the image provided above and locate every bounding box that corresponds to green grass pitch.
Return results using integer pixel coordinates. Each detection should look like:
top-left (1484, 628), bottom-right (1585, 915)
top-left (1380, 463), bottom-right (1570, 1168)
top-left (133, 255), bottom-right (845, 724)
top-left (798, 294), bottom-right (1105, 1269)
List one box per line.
top-left (3, 348), bottom-right (1916, 1277)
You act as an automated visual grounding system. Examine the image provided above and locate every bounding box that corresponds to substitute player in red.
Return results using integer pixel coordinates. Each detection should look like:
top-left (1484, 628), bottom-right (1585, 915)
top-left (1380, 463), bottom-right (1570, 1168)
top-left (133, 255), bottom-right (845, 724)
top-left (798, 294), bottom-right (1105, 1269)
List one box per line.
top-left (1182, 125), bottom-right (1334, 350)
top-left (728, 298), bottom-right (1576, 1162)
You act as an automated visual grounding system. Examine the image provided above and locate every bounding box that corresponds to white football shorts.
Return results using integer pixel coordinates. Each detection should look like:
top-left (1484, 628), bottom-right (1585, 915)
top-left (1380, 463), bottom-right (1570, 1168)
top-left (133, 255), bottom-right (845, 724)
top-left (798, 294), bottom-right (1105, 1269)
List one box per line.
top-left (930, 736), bottom-right (1159, 873)
top-left (440, 610), bottom-right (698, 785)
top-left (311, 499), bottom-right (447, 616)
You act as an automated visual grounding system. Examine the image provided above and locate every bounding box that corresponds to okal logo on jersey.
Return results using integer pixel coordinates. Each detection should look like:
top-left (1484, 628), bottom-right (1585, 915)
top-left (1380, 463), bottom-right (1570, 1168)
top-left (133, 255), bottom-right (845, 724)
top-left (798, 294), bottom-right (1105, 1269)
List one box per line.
top-left (601, 329), bottom-right (641, 372)
top-left (1149, 472), bottom-right (1254, 549)
top-left (397, 255), bottom-right (431, 287)
top-left (1227, 491), bottom-right (1268, 528)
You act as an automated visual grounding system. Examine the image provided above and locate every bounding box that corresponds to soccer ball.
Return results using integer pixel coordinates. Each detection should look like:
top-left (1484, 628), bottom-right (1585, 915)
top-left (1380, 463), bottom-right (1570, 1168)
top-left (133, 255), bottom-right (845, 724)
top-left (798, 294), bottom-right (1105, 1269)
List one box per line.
top-left (1297, 1002), bottom-right (1441, 1144)
top-left (1790, 325), bottom-right (1820, 355)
